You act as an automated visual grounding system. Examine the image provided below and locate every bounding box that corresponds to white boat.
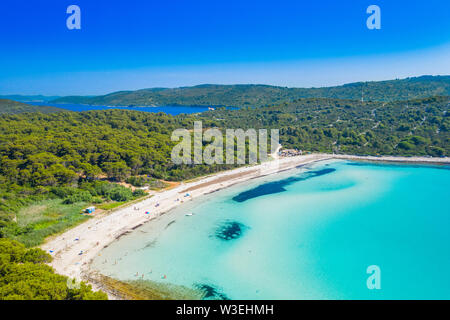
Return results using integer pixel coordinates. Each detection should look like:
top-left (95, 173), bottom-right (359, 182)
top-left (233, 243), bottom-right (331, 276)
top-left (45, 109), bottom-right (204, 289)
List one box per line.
top-left (185, 213), bottom-right (193, 216)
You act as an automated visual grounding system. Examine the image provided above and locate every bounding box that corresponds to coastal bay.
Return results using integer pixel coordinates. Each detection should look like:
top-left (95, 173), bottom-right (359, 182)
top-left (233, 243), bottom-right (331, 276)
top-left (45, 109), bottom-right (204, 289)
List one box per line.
top-left (41, 154), bottom-right (450, 299)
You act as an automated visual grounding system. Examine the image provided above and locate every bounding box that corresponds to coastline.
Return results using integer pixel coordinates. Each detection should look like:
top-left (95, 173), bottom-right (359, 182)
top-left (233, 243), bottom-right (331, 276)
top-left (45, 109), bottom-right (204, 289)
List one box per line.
top-left (40, 153), bottom-right (450, 298)
top-left (332, 154), bottom-right (450, 165)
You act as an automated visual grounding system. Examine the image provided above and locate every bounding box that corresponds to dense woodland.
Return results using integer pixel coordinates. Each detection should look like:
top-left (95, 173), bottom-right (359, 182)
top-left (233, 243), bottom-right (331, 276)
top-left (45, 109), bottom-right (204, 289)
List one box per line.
top-left (0, 238), bottom-right (107, 300)
top-left (0, 77), bottom-right (449, 299)
top-left (0, 109), bottom-right (237, 246)
top-left (53, 76), bottom-right (450, 107)
top-left (199, 96), bottom-right (450, 156)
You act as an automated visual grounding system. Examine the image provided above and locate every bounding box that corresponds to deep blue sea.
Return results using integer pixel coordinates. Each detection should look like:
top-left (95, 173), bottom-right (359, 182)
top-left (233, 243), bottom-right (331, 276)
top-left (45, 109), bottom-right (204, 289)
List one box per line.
top-left (28, 102), bottom-right (210, 115)
top-left (92, 160), bottom-right (450, 299)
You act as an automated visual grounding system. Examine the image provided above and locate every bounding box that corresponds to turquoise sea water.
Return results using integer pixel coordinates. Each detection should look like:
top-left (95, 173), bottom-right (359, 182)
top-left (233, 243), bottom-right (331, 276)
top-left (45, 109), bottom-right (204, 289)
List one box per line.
top-left (92, 160), bottom-right (450, 299)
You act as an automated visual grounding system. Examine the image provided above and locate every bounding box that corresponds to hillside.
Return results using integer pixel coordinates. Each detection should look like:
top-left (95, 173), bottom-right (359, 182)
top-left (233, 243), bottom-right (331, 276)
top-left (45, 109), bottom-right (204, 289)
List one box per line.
top-left (0, 95), bottom-right (61, 102)
top-left (0, 99), bottom-right (65, 114)
top-left (0, 96), bottom-right (447, 190)
top-left (52, 76), bottom-right (450, 107)
top-left (198, 95), bottom-right (450, 156)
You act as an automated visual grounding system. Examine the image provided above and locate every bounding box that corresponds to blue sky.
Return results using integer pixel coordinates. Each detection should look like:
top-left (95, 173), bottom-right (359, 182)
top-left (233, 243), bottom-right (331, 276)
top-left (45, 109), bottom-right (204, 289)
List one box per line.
top-left (0, 0), bottom-right (449, 95)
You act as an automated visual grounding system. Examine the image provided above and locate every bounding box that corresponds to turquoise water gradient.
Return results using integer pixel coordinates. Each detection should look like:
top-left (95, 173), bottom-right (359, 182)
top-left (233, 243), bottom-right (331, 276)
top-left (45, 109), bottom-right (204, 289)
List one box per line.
top-left (92, 161), bottom-right (450, 299)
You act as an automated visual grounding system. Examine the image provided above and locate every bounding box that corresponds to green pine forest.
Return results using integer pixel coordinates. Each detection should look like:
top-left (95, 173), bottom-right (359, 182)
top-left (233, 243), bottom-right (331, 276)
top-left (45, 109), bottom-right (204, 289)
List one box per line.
top-left (0, 76), bottom-right (449, 299)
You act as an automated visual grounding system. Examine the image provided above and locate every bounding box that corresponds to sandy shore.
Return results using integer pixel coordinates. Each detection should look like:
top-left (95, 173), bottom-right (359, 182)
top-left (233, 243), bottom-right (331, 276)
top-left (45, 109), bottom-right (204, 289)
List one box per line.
top-left (40, 153), bottom-right (449, 297)
top-left (333, 154), bottom-right (450, 164)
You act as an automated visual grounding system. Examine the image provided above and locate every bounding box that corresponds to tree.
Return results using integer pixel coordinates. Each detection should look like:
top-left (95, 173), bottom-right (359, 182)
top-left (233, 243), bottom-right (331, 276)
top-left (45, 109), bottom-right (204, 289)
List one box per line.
top-left (0, 239), bottom-right (107, 300)
top-left (103, 161), bottom-right (131, 181)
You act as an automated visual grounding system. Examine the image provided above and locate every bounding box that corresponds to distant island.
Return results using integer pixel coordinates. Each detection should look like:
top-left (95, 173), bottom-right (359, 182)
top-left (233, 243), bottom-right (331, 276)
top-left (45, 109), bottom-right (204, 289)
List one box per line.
top-left (51, 75), bottom-right (450, 107)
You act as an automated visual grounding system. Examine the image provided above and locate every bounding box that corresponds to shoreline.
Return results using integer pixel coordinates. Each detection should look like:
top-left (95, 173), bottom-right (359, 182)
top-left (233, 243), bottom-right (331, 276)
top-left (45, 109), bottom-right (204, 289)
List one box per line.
top-left (40, 154), bottom-right (449, 298)
top-left (332, 154), bottom-right (450, 165)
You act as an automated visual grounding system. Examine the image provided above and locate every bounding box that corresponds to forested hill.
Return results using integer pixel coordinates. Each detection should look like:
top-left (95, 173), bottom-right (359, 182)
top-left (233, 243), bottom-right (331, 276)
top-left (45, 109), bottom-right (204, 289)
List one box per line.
top-left (0, 96), bottom-right (447, 189)
top-left (0, 99), bottom-right (65, 114)
top-left (0, 95), bottom-right (61, 103)
top-left (199, 95), bottom-right (450, 157)
top-left (52, 76), bottom-right (450, 107)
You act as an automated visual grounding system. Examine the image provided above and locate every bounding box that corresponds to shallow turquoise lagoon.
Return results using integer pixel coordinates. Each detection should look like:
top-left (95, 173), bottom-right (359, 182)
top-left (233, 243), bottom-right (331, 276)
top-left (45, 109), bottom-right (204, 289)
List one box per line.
top-left (92, 160), bottom-right (450, 299)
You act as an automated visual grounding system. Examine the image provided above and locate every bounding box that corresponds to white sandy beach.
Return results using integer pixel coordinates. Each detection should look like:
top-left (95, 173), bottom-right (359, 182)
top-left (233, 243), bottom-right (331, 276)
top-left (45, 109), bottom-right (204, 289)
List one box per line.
top-left (40, 153), bottom-right (449, 297)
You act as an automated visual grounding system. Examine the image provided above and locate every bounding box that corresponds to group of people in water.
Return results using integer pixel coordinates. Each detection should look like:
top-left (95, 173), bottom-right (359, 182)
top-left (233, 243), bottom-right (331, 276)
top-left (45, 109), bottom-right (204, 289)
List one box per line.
top-left (94, 193), bottom-right (196, 282)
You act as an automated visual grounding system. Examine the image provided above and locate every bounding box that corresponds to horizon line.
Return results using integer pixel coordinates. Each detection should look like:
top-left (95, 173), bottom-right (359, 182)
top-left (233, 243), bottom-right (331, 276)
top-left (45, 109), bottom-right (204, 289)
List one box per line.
top-left (1, 74), bottom-right (449, 97)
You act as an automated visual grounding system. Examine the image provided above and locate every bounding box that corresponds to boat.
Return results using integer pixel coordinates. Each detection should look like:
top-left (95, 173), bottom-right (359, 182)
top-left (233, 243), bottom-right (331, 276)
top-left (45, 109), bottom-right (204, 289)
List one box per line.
top-left (185, 213), bottom-right (193, 216)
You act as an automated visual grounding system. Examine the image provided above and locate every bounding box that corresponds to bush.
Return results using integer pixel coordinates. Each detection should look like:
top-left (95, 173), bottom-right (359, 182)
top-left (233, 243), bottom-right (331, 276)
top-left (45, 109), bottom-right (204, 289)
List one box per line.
top-left (398, 141), bottom-right (414, 150)
top-left (50, 186), bottom-right (77, 199)
top-left (132, 189), bottom-right (146, 197)
top-left (63, 191), bottom-right (93, 204)
top-left (91, 196), bottom-right (103, 204)
top-left (107, 187), bottom-right (133, 202)
top-left (126, 176), bottom-right (146, 187)
top-left (428, 146), bottom-right (445, 157)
